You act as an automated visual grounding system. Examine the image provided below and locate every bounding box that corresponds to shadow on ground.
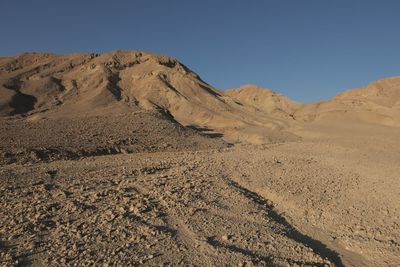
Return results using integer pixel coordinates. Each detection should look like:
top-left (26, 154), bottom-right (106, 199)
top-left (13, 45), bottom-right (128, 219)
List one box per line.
top-left (186, 125), bottom-right (225, 139)
top-left (226, 179), bottom-right (344, 267)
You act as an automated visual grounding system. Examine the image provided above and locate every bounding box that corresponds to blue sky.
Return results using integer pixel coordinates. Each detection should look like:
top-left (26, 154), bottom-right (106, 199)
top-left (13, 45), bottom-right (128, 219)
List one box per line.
top-left (1, 0), bottom-right (399, 102)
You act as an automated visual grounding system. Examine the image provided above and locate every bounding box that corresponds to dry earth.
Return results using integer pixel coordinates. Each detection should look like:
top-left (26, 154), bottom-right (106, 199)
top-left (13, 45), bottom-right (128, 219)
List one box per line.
top-left (0, 51), bottom-right (399, 266)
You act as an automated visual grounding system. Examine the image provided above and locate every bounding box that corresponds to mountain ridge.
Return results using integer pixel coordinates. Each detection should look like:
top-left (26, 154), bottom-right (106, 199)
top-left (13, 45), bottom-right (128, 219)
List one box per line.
top-left (1, 50), bottom-right (399, 143)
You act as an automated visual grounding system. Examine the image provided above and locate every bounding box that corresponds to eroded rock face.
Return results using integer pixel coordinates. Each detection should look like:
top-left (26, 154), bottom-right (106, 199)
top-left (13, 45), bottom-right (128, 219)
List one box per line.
top-left (0, 50), bottom-right (300, 144)
top-left (2, 50), bottom-right (399, 145)
top-left (0, 51), bottom-right (226, 122)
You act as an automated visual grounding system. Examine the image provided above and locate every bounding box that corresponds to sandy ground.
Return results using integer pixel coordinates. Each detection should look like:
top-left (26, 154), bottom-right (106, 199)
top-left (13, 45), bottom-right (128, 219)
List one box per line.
top-left (1, 119), bottom-right (399, 266)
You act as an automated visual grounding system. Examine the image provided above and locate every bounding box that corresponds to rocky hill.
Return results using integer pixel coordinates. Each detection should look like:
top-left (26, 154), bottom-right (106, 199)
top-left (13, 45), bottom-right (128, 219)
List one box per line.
top-left (1, 50), bottom-right (399, 141)
top-left (293, 77), bottom-right (400, 126)
top-left (0, 51), bottom-right (300, 143)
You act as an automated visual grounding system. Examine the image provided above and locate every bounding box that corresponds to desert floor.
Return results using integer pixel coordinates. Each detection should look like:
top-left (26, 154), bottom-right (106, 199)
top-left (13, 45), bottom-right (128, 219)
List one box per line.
top-left (1, 116), bottom-right (399, 267)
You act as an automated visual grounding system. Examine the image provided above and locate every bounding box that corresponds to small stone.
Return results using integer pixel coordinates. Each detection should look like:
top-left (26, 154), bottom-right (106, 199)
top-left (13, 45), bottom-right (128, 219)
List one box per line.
top-left (222, 234), bottom-right (232, 241)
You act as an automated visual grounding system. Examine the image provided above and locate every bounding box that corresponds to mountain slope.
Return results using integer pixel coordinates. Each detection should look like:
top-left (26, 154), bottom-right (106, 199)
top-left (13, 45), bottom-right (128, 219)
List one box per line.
top-left (1, 50), bottom-right (399, 143)
top-left (293, 77), bottom-right (400, 126)
top-left (225, 84), bottom-right (300, 119)
top-left (0, 51), bottom-right (299, 143)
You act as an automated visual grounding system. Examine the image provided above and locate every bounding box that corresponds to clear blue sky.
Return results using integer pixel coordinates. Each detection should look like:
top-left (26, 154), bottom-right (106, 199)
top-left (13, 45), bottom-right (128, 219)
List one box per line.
top-left (1, 0), bottom-right (399, 102)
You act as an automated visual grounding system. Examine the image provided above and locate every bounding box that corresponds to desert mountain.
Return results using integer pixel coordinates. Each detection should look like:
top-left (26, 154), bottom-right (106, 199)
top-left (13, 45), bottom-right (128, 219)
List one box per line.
top-left (335, 76), bottom-right (400, 107)
top-left (293, 77), bottom-right (400, 126)
top-left (0, 51), bottom-right (299, 143)
top-left (1, 50), bottom-right (399, 141)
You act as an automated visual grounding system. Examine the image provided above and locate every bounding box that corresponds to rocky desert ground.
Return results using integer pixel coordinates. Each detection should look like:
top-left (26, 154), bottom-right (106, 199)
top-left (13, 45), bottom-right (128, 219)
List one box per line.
top-left (0, 51), bottom-right (399, 266)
